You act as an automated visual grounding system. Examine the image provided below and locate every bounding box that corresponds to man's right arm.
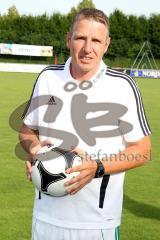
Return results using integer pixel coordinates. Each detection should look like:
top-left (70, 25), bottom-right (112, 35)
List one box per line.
top-left (19, 123), bottom-right (43, 180)
top-left (19, 123), bottom-right (52, 180)
top-left (19, 123), bottom-right (41, 156)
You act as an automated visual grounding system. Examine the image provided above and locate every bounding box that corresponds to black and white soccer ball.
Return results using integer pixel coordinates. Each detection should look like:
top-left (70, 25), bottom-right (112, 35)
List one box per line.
top-left (31, 145), bottom-right (82, 197)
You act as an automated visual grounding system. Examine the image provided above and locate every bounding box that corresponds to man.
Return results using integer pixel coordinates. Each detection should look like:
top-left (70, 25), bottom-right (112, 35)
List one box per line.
top-left (19, 8), bottom-right (151, 240)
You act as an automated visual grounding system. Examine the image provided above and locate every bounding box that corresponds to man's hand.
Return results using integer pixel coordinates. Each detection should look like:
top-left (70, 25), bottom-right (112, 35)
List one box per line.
top-left (25, 140), bottom-right (52, 181)
top-left (65, 148), bottom-right (97, 195)
top-left (26, 160), bottom-right (32, 181)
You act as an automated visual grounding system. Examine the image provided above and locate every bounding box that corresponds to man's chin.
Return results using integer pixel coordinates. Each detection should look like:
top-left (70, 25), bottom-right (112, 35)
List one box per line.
top-left (78, 63), bottom-right (94, 73)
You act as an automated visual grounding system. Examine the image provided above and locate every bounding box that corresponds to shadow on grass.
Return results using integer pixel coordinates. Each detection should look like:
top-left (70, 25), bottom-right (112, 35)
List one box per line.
top-left (124, 195), bottom-right (160, 221)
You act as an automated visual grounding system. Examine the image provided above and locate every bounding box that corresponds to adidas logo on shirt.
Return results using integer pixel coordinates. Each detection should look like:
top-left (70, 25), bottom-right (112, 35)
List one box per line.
top-left (48, 96), bottom-right (56, 105)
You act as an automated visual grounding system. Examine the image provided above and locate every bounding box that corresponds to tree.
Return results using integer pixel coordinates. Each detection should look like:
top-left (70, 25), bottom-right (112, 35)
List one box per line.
top-left (7, 5), bottom-right (20, 18)
top-left (138, 16), bottom-right (149, 41)
top-left (109, 10), bottom-right (130, 59)
top-left (109, 10), bottom-right (129, 39)
top-left (77, 0), bottom-right (95, 10)
top-left (0, 5), bottom-right (159, 63)
top-left (70, 0), bottom-right (95, 14)
top-left (148, 14), bottom-right (160, 58)
top-left (127, 15), bottom-right (142, 42)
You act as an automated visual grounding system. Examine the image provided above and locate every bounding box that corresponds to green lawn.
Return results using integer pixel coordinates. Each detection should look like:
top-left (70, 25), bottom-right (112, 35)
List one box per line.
top-left (0, 72), bottom-right (159, 240)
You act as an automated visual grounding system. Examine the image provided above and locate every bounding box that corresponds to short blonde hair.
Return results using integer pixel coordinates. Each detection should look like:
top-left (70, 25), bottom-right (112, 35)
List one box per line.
top-left (70, 8), bottom-right (110, 36)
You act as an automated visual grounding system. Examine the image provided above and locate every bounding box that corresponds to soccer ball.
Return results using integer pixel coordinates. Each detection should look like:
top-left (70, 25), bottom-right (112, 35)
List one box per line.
top-left (31, 145), bottom-right (82, 197)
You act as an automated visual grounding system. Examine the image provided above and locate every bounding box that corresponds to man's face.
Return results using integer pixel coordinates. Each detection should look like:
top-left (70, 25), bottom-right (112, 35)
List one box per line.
top-left (67, 18), bottom-right (110, 79)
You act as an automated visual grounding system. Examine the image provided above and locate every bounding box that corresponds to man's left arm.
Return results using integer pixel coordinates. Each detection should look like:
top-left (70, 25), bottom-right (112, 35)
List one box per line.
top-left (65, 135), bottom-right (151, 194)
top-left (103, 135), bottom-right (151, 174)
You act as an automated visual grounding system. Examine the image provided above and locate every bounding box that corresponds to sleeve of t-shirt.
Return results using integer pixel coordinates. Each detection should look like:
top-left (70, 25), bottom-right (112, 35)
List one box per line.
top-left (120, 77), bottom-right (151, 143)
top-left (22, 71), bottom-right (48, 130)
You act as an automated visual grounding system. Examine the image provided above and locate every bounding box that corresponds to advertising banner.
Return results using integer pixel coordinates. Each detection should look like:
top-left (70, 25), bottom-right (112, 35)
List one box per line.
top-left (0, 43), bottom-right (53, 57)
top-left (0, 43), bottom-right (12, 54)
top-left (130, 69), bottom-right (160, 78)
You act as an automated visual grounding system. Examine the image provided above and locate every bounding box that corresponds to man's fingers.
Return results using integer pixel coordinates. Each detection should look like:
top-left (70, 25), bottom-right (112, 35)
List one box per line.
top-left (67, 176), bottom-right (91, 195)
top-left (26, 172), bottom-right (32, 181)
top-left (26, 160), bottom-right (32, 181)
top-left (41, 140), bottom-right (53, 147)
top-left (26, 160), bottom-right (32, 170)
top-left (29, 140), bottom-right (53, 158)
top-left (25, 140), bottom-right (53, 182)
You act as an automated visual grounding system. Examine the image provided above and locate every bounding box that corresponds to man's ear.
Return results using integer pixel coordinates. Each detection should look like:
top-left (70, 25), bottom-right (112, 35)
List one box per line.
top-left (66, 32), bottom-right (71, 49)
top-left (104, 37), bottom-right (111, 53)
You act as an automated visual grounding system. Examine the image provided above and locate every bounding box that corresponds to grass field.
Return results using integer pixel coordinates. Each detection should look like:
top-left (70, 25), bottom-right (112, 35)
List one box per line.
top-left (0, 72), bottom-right (160, 240)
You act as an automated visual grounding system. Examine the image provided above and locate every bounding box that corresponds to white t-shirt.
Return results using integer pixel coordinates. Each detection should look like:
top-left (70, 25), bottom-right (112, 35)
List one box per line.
top-left (23, 58), bottom-right (151, 229)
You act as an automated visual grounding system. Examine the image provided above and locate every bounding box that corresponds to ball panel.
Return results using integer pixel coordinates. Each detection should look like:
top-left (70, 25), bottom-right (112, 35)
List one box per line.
top-left (31, 162), bottom-right (41, 191)
top-left (31, 145), bottom-right (82, 197)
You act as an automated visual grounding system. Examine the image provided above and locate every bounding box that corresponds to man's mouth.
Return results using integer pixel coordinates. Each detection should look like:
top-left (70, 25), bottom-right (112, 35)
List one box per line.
top-left (80, 56), bottom-right (93, 63)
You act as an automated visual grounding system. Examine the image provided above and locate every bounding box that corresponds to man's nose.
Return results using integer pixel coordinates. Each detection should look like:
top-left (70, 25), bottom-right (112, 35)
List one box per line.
top-left (83, 40), bottom-right (92, 53)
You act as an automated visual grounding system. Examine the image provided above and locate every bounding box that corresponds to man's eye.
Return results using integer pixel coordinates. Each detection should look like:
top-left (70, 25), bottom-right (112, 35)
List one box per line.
top-left (93, 39), bottom-right (101, 43)
top-left (75, 36), bottom-right (85, 40)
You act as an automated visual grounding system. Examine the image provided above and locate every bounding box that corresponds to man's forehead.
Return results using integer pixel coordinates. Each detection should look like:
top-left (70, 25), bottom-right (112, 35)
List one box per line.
top-left (72, 21), bottom-right (108, 39)
top-left (74, 18), bottom-right (105, 27)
